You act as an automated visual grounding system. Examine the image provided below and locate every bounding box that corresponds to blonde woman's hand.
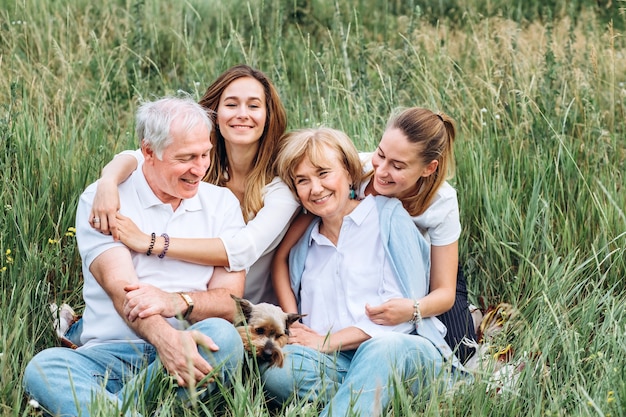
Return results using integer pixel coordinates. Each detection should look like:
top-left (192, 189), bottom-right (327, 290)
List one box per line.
top-left (287, 324), bottom-right (327, 350)
top-left (365, 298), bottom-right (414, 326)
top-left (89, 180), bottom-right (121, 239)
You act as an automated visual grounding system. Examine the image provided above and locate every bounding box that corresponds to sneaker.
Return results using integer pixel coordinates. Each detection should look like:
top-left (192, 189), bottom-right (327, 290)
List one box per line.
top-left (49, 303), bottom-right (77, 339)
top-left (468, 304), bottom-right (483, 336)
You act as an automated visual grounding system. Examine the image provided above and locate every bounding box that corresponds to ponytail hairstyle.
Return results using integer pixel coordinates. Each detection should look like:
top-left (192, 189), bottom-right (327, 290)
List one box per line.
top-left (387, 107), bottom-right (456, 216)
top-left (198, 65), bottom-right (287, 222)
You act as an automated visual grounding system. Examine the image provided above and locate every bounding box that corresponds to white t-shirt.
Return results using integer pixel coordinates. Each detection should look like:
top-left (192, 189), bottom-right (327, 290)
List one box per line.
top-left (119, 150), bottom-right (300, 304)
top-left (358, 152), bottom-right (461, 246)
top-left (76, 168), bottom-right (245, 346)
top-left (300, 195), bottom-right (414, 338)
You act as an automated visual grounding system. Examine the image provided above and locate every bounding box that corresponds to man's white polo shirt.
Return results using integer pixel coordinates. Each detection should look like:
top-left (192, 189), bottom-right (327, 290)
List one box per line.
top-left (76, 168), bottom-right (245, 346)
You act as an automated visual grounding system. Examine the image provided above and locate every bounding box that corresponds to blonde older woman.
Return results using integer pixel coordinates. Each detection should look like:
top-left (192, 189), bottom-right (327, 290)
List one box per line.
top-left (263, 127), bottom-right (460, 417)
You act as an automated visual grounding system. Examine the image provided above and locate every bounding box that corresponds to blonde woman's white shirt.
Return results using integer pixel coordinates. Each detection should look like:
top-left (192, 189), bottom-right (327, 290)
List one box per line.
top-left (358, 152), bottom-right (461, 246)
top-left (119, 149), bottom-right (300, 304)
top-left (300, 195), bottom-right (414, 338)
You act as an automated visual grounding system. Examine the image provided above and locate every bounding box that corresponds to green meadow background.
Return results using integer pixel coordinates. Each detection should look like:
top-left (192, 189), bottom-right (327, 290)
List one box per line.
top-left (1, 0), bottom-right (625, 415)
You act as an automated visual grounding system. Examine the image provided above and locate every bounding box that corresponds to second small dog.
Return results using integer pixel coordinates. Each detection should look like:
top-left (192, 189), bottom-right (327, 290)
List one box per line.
top-left (231, 295), bottom-right (304, 368)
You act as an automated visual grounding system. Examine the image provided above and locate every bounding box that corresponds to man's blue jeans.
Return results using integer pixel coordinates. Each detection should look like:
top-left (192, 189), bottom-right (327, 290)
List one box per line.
top-left (23, 318), bottom-right (243, 416)
top-left (262, 333), bottom-right (447, 417)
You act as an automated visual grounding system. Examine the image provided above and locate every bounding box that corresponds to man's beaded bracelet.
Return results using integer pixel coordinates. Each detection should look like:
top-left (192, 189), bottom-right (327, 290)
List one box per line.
top-left (409, 299), bottom-right (422, 325)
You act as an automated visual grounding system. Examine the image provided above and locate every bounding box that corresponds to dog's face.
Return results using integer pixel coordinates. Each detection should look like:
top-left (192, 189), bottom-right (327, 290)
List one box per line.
top-left (231, 295), bottom-right (305, 368)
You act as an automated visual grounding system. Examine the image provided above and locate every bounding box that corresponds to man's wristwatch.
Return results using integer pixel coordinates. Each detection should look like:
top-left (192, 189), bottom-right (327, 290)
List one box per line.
top-left (178, 292), bottom-right (194, 320)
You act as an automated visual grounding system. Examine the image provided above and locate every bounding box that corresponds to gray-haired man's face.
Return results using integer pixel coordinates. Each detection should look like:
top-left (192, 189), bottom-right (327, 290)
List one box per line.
top-left (143, 118), bottom-right (212, 209)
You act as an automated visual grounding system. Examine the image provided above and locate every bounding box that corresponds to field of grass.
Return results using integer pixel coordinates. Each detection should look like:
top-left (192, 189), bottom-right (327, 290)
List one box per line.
top-left (1, 0), bottom-right (625, 415)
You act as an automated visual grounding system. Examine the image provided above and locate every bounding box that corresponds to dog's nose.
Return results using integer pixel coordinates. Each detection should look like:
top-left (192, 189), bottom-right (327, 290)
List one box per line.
top-left (262, 342), bottom-right (275, 358)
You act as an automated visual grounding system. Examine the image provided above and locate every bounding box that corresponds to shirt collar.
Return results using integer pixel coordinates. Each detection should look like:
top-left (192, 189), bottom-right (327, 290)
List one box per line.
top-left (307, 195), bottom-right (376, 246)
top-left (131, 168), bottom-right (203, 212)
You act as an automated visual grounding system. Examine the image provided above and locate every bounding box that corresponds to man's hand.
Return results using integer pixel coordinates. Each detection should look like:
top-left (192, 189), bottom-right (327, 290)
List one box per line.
top-left (124, 283), bottom-right (184, 321)
top-left (154, 328), bottom-right (219, 387)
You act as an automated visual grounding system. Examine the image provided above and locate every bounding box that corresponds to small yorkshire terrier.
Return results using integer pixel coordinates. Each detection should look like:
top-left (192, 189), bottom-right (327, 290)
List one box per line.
top-left (231, 295), bottom-right (304, 368)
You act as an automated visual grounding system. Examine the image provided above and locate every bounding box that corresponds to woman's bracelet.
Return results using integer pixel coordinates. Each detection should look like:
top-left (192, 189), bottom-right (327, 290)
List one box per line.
top-left (158, 233), bottom-right (170, 259)
top-left (146, 232), bottom-right (156, 256)
top-left (409, 299), bottom-right (422, 325)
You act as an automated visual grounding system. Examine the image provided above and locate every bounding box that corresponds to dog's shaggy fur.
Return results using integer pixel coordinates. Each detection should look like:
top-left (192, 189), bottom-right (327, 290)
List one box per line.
top-left (231, 295), bottom-right (304, 368)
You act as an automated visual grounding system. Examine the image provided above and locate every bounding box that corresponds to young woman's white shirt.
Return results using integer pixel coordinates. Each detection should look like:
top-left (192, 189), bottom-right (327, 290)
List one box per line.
top-left (358, 152), bottom-right (461, 246)
top-left (118, 150), bottom-right (300, 303)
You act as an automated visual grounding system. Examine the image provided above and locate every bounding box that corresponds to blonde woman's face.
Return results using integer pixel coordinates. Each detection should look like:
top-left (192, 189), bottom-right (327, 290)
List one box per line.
top-left (371, 127), bottom-right (432, 198)
top-left (216, 77), bottom-right (267, 148)
top-left (294, 147), bottom-right (354, 221)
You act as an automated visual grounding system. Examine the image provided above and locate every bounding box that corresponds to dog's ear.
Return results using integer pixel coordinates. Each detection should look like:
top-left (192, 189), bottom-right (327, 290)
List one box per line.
top-left (231, 294), bottom-right (254, 324)
top-left (284, 313), bottom-right (306, 335)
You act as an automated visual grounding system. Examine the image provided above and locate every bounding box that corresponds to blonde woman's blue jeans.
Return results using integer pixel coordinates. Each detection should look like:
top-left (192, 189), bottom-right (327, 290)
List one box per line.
top-left (23, 318), bottom-right (243, 417)
top-left (262, 332), bottom-right (446, 417)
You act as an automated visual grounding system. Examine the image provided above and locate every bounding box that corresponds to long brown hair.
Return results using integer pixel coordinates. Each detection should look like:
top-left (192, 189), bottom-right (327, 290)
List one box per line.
top-left (383, 107), bottom-right (456, 216)
top-left (198, 65), bottom-right (287, 221)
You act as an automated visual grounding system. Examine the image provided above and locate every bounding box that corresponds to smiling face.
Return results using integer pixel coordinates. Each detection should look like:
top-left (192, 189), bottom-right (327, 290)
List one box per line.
top-left (294, 146), bottom-right (356, 222)
top-left (370, 127), bottom-right (438, 199)
top-left (143, 117), bottom-right (212, 210)
top-left (216, 76), bottom-right (267, 149)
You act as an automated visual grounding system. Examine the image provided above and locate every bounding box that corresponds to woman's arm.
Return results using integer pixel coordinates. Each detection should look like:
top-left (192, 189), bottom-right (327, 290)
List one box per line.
top-left (365, 242), bottom-right (457, 325)
top-left (418, 241), bottom-right (458, 317)
top-left (289, 324), bottom-right (370, 353)
top-left (115, 213), bottom-right (230, 266)
top-left (271, 211), bottom-right (315, 313)
top-left (115, 178), bottom-right (300, 269)
top-left (90, 152), bottom-right (140, 238)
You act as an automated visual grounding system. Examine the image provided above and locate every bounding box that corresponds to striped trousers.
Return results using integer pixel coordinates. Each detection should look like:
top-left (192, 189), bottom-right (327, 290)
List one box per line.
top-left (437, 264), bottom-right (477, 364)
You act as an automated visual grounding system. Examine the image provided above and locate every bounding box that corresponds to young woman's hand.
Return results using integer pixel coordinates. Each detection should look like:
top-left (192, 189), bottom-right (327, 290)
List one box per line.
top-left (115, 213), bottom-right (151, 253)
top-left (89, 180), bottom-right (121, 238)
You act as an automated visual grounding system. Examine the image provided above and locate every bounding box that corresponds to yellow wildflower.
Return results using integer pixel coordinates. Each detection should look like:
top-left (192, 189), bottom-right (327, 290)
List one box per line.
top-left (607, 391), bottom-right (615, 404)
top-left (48, 238), bottom-right (58, 244)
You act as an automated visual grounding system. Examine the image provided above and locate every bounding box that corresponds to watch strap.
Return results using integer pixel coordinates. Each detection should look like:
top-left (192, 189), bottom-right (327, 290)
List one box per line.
top-left (178, 292), bottom-right (194, 320)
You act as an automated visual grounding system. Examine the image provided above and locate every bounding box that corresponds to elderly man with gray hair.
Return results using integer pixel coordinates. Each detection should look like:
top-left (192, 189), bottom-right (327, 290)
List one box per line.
top-left (24, 96), bottom-right (246, 416)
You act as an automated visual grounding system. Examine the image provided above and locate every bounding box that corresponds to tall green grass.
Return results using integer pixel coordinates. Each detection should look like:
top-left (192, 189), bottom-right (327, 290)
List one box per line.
top-left (1, 0), bottom-right (624, 415)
